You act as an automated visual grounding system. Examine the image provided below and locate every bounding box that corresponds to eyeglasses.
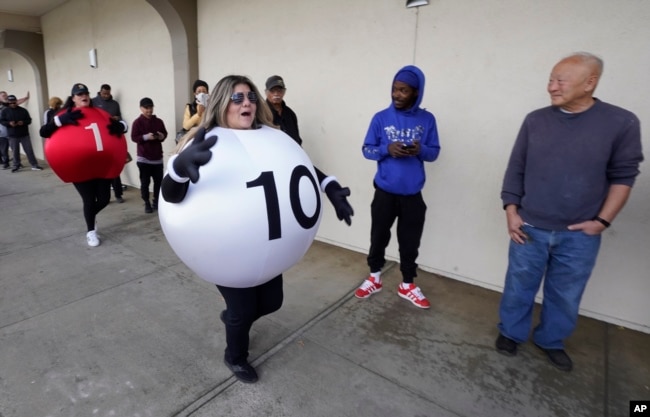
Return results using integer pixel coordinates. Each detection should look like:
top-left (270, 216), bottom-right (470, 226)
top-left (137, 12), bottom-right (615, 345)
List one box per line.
top-left (230, 91), bottom-right (258, 104)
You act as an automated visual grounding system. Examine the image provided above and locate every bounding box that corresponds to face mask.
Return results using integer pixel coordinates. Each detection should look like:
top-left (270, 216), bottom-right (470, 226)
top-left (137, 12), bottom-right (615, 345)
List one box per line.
top-left (195, 93), bottom-right (209, 107)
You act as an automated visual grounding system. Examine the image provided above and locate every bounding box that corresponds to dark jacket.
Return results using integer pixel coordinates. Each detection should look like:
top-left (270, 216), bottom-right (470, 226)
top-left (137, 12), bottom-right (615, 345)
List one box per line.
top-left (92, 94), bottom-right (122, 119)
top-left (131, 114), bottom-right (167, 161)
top-left (0, 105), bottom-right (32, 137)
top-left (267, 100), bottom-right (302, 145)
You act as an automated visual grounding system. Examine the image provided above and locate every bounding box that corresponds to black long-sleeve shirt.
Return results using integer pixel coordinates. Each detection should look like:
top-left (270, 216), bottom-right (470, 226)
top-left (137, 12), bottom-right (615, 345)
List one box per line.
top-left (267, 100), bottom-right (302, 146)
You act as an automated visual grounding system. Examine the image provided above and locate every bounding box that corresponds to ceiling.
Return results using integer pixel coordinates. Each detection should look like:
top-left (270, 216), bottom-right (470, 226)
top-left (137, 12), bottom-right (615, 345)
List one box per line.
top-left (0, 0), bottom-right (69, 33)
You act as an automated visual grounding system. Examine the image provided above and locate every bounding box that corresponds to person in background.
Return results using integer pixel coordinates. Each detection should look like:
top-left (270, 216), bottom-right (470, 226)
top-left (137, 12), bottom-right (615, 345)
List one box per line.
top-left (131, 97), bottom-right (167, 213)
top-left (162, 75), bottom-right (353, 384)
top-left (263, 74), bottom-right (353, 224)
top-left (182, 79), bottom-right (209, 132)
top-left (92, 84), bottom-right (126, 203)
top-left (0, 94), bottom-right (43, 172)
top-left (495, 52), bottom-right (644, 372)
top-left (357, 65), bottom-right (441, 309)
top-left (43, 97), bottom-right (63, 126)
top-left (264, 75), bottom-right (302, 145)
top-left (40, 83), bottom-right (128, 247)
top-left (0, 95), bottom-right (8, 169)
top-left (0, 90), bottom-right (30, 106)
top-left (0, 91), bottom-right (29, 168)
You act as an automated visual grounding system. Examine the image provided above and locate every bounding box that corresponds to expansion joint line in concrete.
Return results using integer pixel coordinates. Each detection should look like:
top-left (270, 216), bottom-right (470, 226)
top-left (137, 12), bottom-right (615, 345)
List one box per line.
top-left (173, 262), bottom-right (398, 417)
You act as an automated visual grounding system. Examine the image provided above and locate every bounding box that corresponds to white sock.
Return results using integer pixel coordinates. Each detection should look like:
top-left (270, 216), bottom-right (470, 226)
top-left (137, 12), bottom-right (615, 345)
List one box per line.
top-left (401, 282), bottom-right (413, 289)
top-left (370, 271), bottom-right (381, 282)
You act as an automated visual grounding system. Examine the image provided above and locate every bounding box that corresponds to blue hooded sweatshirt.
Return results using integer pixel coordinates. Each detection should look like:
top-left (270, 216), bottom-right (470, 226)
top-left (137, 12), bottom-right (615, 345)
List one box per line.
top-left (362, 65), bottom-right (440, 195)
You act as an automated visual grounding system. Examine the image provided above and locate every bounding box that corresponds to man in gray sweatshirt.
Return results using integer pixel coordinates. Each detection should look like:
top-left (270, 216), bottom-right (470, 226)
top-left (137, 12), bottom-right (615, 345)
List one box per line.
top-left (93, 84), bottom-right (126, 202)
top-left (495, 52), bottom-right (644, 372)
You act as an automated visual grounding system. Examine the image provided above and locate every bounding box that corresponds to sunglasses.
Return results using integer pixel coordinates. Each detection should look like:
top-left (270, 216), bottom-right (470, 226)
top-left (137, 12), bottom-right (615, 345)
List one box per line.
top-left (230, 91), bottom-right (258, 104)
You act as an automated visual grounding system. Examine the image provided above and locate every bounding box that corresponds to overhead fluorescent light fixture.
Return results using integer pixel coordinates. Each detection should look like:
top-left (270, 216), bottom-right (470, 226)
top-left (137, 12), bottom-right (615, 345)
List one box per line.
top-left (7, 69), bottom-right (13, 82)
top-left (406, 0), bottom-right (429, 7)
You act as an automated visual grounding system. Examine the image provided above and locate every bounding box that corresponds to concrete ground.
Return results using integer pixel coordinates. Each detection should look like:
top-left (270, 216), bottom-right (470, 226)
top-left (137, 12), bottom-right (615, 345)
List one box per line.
top-left (1, 160), bottom-right (648, 417)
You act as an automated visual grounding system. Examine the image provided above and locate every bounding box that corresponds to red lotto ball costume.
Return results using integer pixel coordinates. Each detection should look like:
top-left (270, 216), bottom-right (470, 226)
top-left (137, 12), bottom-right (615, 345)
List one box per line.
top-left (45, 107), bottom-right (127, 183)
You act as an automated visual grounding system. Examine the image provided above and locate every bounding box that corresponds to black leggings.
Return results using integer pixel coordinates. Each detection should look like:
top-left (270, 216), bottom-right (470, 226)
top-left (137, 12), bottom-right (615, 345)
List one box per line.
top-left (216, 275), bottom-right (284, 365)
top-left (73, 178), bottom-right (112, 231)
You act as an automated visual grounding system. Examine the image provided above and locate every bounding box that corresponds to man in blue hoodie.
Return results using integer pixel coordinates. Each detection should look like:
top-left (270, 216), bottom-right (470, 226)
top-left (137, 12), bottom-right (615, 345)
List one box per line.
top-left (356, 65), bottom-right (441, 309)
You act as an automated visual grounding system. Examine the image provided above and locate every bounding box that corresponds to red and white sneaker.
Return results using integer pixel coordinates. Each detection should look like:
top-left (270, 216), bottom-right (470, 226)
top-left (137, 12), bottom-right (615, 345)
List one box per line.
top-left (355, 277), bottom-right (383, 299)
top-left (398, 283), bottom-right (430, 309)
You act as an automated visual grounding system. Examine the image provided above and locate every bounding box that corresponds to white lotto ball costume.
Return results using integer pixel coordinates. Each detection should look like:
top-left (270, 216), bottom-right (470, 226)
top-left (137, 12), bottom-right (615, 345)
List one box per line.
top-left (159, 125), bottom-right (322, 288)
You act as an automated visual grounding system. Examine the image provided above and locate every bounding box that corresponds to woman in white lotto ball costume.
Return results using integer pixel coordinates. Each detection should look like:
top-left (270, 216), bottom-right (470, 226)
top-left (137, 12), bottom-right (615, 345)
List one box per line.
top-left (159, 75), bottom-right (353, 383)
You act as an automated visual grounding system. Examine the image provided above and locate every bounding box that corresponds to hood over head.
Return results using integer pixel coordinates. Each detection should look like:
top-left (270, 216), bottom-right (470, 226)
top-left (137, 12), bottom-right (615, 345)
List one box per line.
top-left (391, 65), bottom-right (425, 113)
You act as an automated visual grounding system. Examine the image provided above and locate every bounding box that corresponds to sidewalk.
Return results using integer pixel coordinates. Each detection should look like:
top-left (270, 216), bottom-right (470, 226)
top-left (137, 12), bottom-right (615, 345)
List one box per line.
top-left (0, 161), bottom-right (648, 417)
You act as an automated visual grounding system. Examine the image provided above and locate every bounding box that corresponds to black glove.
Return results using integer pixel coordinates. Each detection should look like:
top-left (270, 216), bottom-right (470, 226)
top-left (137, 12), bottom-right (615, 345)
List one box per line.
top-left (107, 119), bottom-right (125, 137)
top-left (325, 181), bottom-right (354, 225)
top-left (173, 127), bottom-right (218, 183)
top-left (58, 108), bottom-right (83, 126)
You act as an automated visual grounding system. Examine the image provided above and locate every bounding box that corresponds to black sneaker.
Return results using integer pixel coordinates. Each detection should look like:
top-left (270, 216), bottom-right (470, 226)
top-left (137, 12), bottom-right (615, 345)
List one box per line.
top-left (2, 165), bottom-right (9, 170)
top-left (534, 344), bottom-right (573, 372)
top-left (31, 165), bottom-right (43, 171)
top-left (116, 197), bottom-right (125, 203)
top-left (224, 359), bottom-right (258, 383)
top-left (11, 167), bottom-right (19, 173)
top-left (495, 333), bottom-right (518, 356)
top-left (144, 202), bottom-right (153, 213)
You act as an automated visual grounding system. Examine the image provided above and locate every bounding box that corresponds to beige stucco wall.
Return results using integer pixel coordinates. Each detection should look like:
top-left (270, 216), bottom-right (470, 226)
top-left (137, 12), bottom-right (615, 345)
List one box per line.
top-left (198, 0), bottom-right (650, 332)
top-left (22, 0), bottom-right (650, 332)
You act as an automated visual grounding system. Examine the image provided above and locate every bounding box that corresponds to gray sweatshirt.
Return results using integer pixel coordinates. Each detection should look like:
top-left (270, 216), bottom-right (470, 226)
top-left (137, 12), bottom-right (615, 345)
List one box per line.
top-left (501, 99), bottom-right (643, 230)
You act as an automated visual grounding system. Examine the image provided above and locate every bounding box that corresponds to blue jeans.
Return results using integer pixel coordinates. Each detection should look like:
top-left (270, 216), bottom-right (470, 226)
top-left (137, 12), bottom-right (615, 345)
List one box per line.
top-left (498, 224), bottom-right (601, 349)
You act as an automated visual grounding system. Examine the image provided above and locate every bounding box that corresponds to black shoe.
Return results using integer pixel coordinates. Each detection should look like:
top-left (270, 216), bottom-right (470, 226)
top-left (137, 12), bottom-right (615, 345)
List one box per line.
top-left (144, 202), bottom-right (153, 213)
top-left (11, 167), bottom-right (19, 173)
top-left (152, 200), bottom-right (158, 210)
top-left (495, 334), bottom-right (518, 356)
top-left (2, 165), bottom-right (9, 170)
top-left (224, 359), bottom-right (258, 383)
top-left (116, 197), bottom-right (124, 203)
top-left (534, 344), bottom-right (573, 372)
top-left (31, 165), bottom-right (43, 171)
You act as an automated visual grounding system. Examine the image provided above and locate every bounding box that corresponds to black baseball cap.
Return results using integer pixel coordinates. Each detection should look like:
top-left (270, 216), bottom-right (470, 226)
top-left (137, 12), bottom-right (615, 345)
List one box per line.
top-left (265, 75), bottom-right (286, 90)
top-left (71, 83), bottom-right (89, 95)
top-left (6, 94), bottom-right (17, 102)
top-left (140, 97), bottom-right (154, 107)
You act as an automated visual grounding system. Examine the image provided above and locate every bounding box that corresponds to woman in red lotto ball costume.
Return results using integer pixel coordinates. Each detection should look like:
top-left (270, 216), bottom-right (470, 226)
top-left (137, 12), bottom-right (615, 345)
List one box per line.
top-left (40, 83), bottom-right (128, 247)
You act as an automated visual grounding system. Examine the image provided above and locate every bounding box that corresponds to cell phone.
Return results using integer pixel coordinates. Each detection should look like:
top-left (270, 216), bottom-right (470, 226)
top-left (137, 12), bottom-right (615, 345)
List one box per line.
top-left (402, 144), bottom-right (415, 150)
